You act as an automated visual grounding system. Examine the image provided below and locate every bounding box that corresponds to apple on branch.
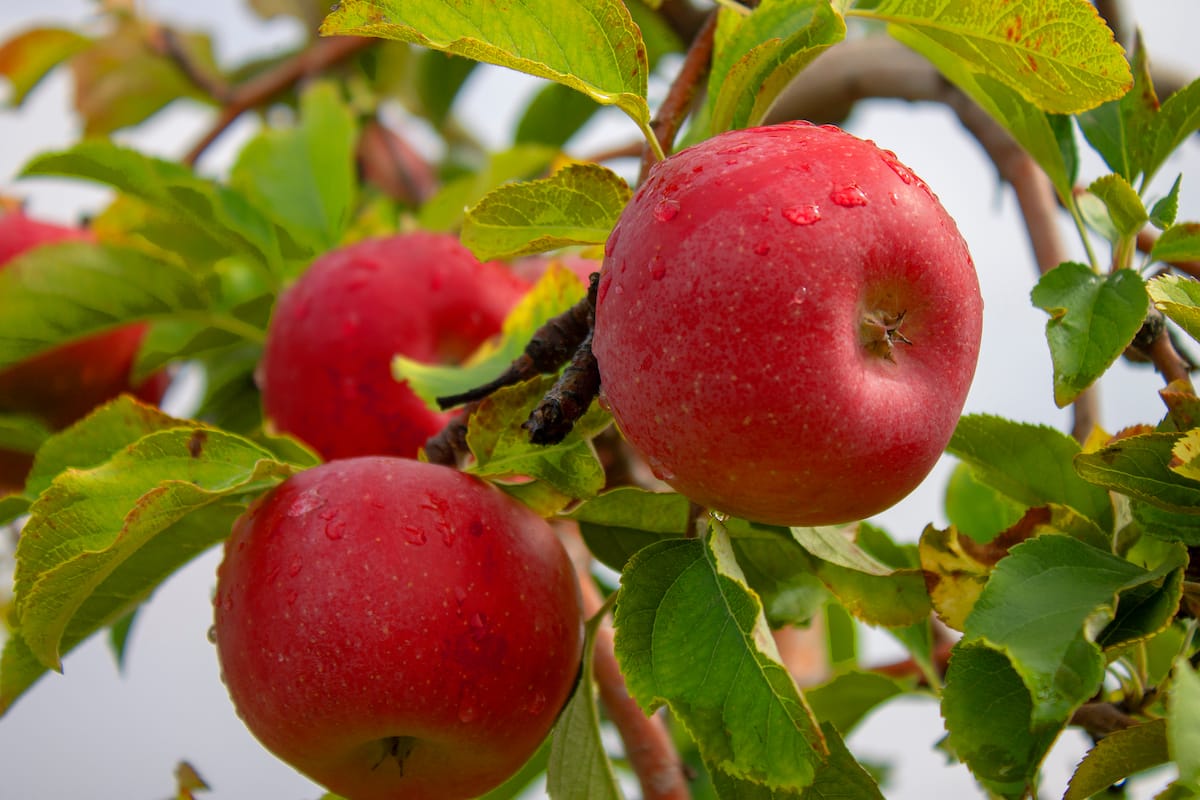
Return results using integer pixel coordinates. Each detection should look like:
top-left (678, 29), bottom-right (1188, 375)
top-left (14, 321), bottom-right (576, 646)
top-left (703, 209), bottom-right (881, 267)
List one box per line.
top-left (213, 456), bottom-right (584, 800)
top-left (0, 211), bottom-right (171, 493)
top-left (259, 232), bottom-right (529, 461)
top-left (592, 122), bottom-right (984, 526)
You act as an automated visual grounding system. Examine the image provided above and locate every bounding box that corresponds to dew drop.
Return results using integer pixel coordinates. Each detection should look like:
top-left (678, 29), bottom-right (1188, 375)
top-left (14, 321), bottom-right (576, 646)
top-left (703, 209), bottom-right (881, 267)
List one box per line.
top-left (324, 519), bottom-right (346, 541)
top-left (287, 489), bottom-right (325, 517)
top-left (597, 392), bottom-right (612, 412)
top-left (286, 590), bottom-right (298, 606)
top-left (288, 557), bottom-right (304, 577)
top-left (782, 204), bottom-right (821, 226)
top-left (649, 254), bottom-right (667, 280)
top-left (653, 198), bottom-right (680, 222)
top-left (458, 702), bottom-right (478, 724)
top-left (880, 149), bottom-right (916, 184)
top-left (790, 287), bottom-right (809, 307)
top-left (207, 625), bottom-right (218, 644)
top-left (753, 241), bottom-right (771, 257)
top-left (403, 525), bottom-right (428, 546)
top-left (525, 691), bottom-right (548, 716)
top-left (718, 142), bottom-right (753, 156)
top-left (647, 456), bottom-right (676, 482)
top-left (830, 184), bottom-right (868, 207)
top-left (468, 612), bottom-right (488, 641)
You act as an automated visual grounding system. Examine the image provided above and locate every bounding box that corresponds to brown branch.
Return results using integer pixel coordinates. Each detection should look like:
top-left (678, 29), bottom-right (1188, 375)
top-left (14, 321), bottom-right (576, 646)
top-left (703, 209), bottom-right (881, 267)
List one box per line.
top-left (1148, 326), bottom-right (1194, 387)
top-left (561, 525), bottom-right (691, 800)
top-left (423, 404), bottom-right (476, 468)
top-left (149, 25), bottom-right (232, 101)
top-left (183, 35), bottom-right (376, 166)
top-left (1070, 701), bottom-right (1140, 738)
top-left (639, 10), bottom-right (719, 183)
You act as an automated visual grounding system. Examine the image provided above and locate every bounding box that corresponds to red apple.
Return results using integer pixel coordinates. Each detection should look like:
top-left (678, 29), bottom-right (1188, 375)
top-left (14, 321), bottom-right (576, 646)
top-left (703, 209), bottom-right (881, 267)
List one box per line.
top-left (259, 233), bottom-right (529, 461)
top-left (592, 122), bottom-right (983, 526)
top-left (509, 252), bottom-right (599, 286)
top-left (213, 456), bottom-right (584, 800)
top-left (0, 211), bottom-right (169, 492)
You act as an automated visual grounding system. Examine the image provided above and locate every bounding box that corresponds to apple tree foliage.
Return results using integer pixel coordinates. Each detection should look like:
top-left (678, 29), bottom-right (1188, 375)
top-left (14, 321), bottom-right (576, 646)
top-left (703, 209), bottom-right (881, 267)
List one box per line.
top-left (1, 0), bottom-right (1200, 798)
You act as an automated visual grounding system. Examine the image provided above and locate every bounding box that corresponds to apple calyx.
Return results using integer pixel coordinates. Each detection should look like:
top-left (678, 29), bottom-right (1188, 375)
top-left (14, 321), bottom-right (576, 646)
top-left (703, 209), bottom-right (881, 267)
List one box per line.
top-left (860, 309), bottom-right (913, 363)
top-left (373, 736), bottom-right (416, 774)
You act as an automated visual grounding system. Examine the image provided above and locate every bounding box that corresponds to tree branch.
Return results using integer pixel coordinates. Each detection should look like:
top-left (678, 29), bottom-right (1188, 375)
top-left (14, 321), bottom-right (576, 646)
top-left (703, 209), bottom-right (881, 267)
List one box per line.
top-left (561, 525), bottom-right (691, 800)
top-left (183, 35), bottom-right (375, 166)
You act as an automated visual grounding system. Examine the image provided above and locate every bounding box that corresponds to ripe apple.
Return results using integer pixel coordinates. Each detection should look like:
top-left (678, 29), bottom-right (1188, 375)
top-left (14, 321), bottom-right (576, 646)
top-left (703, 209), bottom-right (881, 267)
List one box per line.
top-left (0, 211), bottom-right (170, 493)
top-left (259, 233), bottom-right (529, 461)
top-left (592, 122), bottom-right (983, 526)
top-left (213, 456), bottom-right (584, 800)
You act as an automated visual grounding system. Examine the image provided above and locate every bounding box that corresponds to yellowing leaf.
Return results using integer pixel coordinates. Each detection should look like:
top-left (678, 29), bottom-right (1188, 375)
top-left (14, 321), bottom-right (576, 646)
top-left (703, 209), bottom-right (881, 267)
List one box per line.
top-left (0, 27), bottom-right (91, 106)
top-left (918, 525), bottom-right (992, 631)
top-left (853, 0), bottom-right (1131, 114)
top-left (320, 0), bottom-right (652, 130)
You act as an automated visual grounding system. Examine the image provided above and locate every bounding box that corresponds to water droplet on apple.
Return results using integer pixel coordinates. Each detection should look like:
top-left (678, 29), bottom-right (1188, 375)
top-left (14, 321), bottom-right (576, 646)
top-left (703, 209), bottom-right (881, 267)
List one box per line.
top-left (604, 225), bottom-right (621, 256)
top-left (288, 557), bottom-right (303, 577)
top-left (830, 184), bottom-right (868, 207)
top-left (207, 625), bottom-right (218, 644)
top-left (597, 391), bottom-right (611, 412)
top-left (718, 142), bottom-right (753, 156)
top-left (653, 198), bottom-right (680, 222)
top-left (403, 525), bottom-right (427, 546)
top-left (614, 284), bottom-right (624, 295)
top-left (287, 489), bottom-right (325, 517)
top-left (454, 586), bottom-right (468, 606)
top-left (458, 702), bottom-right (478, 724)
top-left (646, 455), bottom-right (676, 482)
top-left (753, 241), bottom-right (771, 257)
top-left (782, 205), bottom-right (821, 226)
top-left (649, 255), bottom-right (667, 280)
top-left (324, 519), bottom-right (346, 541)
top-left (525, 691), bottom-right (547, 716)
top-left (468, 612), bottom-right (488, 641)
top-left (286, 590), bottom-right (298, 606)
top-left (790, 287), bottom-right (808, 307)
top-left (879, 149), bottom-right (916, 184)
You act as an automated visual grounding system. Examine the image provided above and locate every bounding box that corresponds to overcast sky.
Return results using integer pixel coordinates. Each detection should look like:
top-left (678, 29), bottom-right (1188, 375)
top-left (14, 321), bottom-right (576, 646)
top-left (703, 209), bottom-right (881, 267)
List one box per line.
top-left (2, 2), bottom-right (1200, 799)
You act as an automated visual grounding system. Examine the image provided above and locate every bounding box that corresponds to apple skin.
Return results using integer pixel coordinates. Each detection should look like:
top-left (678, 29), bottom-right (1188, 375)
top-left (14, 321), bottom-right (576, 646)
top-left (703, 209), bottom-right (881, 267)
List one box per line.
top-left (213, 456), bottom-right (584, 800)
top-left (260, 233), bottom-right (529, 461)
top-left (592, 122), bottom-right (983, 526)
top-left (0, 212), bottom-right (169, 492)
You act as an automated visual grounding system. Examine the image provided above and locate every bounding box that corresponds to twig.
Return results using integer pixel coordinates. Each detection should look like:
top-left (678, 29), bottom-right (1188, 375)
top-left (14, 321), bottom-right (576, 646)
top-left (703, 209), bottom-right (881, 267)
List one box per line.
top-left (183, 35), bottom-right (375, 166)
top-left (423, 404), bottom-right (475, 467)
top-left (560, 525), bottom-right (692, 800)
top-left (639, 10), bottom-right (719, 183)
top-left (149, 25), bottom-right (232, 101)
top-left (1070, 701), bottom-right (1140, 738)
top-left (1148, 327), bottom-right (1194, 386)
top-left (523, 327), bottom-right (601, 444)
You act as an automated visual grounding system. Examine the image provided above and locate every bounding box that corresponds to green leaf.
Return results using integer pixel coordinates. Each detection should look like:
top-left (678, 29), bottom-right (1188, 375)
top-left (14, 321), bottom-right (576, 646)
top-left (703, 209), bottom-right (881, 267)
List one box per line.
top-left (725, 519), bottom-right (829, 628)
top-left (1148, 273), bottom-right (1200, 344)
top-left (804, 671), bottom-right (908, 735)
top-left (944, 461), bottom-right (1027, 543)
top-left (789, 526), bottom-right (931, 627)
top-left (801, 722), bottom-right (885, 799)
top-left (1136, 76), bottom-right (1200, 188)
top-left (107, 607), bottom-right (138, 670)
top-left (0, 242), bottom-right (210, 369)
top-left (547, 610), bottom-right (624, 800)
top-left (1031, 263), bottom-right (1149, 407)
top-left (852, 0), bottom-right (1130, 114)
top-left (707, 0), bottom-right (846, 135)
top-left (1170, 659), bottom-right (1200, 791)
top-left (1088, 174), bottom-right (1148, 239)
top-left (570, 486), bottom-right (690, 572)
top-left (612, 527), bottom-right (826, 792)
top-left (941, 642), bottom-right (1062, 798)
top-left (0, 27), bottom-right (92, 106)
top-left (229, 81), bottom-right (357, 256)
top-left (963, 536), bottom-right (1185, 727)
top-left (461, 163), bottom-right (631, 261)
top-left (1151, 223), bottom-right (1200, 265)
top-left (948, 414), bottom-right (1113, 528)
top-left (465, 375), bottom-right (610, 502)
top-left (394, 261), bottom-right (585, 409)
top-left (1075, 431), bottom-right (1200, 515)
top-left (1077, 37), bottom-right (1157, 183)
top-left (25, 395), bottom-right (190, 498)
top-left (1066, 721), bottom-right (1170, 800)
top-left (417, 144), bottom-right (559, 232)
top-left (516, 83), bottom-right (602, 149)
top-left (22, 142), bottom-right (283, 272)
top-left (0, 413), bottom-right (51, 456)
top-left (1150, 176), bottom-right (1182, 230)
top-left (881, 24), bottom-right (1078, 200)
top-left (319, 0), bottom-right (652, 132)
top-left (11, 427), bottom-right (308, 674)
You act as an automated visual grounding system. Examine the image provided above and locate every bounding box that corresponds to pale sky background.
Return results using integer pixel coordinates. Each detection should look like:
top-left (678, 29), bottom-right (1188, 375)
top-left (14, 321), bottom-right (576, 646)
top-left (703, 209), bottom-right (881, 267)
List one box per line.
top-left (2, 2), bottom-right (1200, 799)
